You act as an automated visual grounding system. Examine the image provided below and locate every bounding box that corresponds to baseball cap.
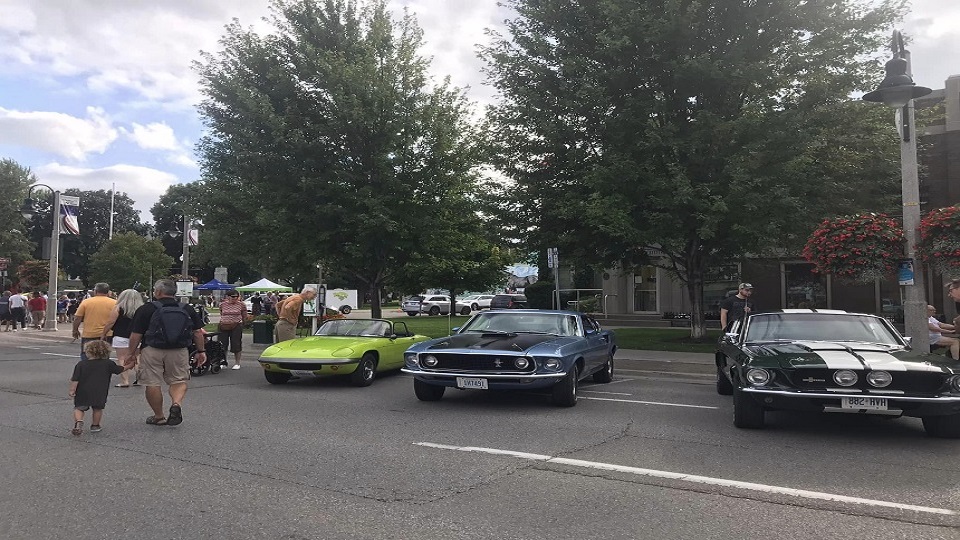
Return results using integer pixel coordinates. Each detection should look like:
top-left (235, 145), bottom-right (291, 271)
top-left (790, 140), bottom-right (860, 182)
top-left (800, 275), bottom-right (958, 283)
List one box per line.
top-left (738, 283), bottom-right (753, 290)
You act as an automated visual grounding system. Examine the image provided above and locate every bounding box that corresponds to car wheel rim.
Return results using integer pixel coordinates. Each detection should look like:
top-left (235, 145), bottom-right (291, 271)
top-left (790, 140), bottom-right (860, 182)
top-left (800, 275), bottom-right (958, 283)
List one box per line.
top-left (363, 360), bottom-right (374, 380)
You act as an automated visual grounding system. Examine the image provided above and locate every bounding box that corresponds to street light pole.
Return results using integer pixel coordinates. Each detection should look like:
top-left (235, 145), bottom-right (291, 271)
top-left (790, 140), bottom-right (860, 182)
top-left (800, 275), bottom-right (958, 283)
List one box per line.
top-left (181, 214), bottom-right (190, 279)
top-left (863, 31), bottom-right (933, 347)
top-left (19, 184), bottom-right (61, 332)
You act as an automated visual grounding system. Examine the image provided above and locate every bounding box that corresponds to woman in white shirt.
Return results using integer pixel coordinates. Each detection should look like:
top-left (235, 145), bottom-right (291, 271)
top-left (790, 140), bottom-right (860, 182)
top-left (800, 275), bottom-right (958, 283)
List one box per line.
top-left (927, 305), bottom-right (959, 360)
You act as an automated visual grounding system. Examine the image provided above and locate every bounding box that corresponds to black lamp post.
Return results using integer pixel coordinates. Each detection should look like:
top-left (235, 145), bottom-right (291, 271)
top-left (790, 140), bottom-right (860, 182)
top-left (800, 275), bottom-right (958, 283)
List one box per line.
top-left (862, 30), bottom-right (932, 346)
top-left (20, 183), bottom-right (61, 331)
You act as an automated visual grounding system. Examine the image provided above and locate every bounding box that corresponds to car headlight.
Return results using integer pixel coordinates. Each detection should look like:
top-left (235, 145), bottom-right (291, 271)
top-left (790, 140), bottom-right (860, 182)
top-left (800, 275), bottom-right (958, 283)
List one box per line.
top-left (948, 375), bottom-right (960, 393)
top-left (745, 368), bottom-right (771, 386)
top-left (542, 358), bottom-right (561, 370)
top-left (866, 370), bottom-right (892, 388)
top-left (833, 370), bottom-right (858, 386)
top-left (404, 353), bottom-right (418, 366)
top-left (514, 357), bottom-right (530, 369)
top-left (422, 355), bottom-right (439, 367)
top-left (331, 347), bottom-right (354, 357)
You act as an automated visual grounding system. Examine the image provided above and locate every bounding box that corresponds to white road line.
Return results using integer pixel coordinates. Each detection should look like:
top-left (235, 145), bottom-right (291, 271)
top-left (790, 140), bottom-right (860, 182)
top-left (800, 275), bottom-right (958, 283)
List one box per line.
top-left (581, 396), bottom-right (718, 409)
top-left (413, 442), bottom-right (956, 516)
top-left (41, 353), bottom-right (78, 358)
top-left (617, 368), bottom-right (713, 378)
top-left (581, 390), bottom-right (633, 396)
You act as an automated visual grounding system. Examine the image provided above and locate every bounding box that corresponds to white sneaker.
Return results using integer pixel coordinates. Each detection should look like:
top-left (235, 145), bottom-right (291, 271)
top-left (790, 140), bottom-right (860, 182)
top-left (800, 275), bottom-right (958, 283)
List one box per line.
top-left (231, 364), bottom-right (241, 370)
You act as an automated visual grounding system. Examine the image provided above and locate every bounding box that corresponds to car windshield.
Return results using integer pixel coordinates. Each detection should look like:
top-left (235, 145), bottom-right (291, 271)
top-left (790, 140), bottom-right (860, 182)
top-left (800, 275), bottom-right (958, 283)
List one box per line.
top-left (315, 319), bottom-right (391, 337)
top-left (406, 296), bottom-right (424, 302)
top-left (744, 313), bottom-right (902, 345)
top-left (459, 312), bottom-right (580, 336)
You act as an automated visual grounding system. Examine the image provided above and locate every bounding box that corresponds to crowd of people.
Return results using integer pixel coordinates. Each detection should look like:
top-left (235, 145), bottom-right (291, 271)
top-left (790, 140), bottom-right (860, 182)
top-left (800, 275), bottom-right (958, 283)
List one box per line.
top-left (0, 290), bottom-right (87, 331)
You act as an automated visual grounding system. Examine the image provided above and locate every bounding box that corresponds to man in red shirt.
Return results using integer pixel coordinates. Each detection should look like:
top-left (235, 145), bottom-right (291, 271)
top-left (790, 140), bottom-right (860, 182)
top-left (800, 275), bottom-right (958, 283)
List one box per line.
top-left (28, 292), bottom-right (47, 330)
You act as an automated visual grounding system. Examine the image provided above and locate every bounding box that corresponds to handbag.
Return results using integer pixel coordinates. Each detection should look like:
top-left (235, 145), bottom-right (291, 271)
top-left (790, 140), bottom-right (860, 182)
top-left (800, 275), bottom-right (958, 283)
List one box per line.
top-left (218, 321), bottom-right (239, 331)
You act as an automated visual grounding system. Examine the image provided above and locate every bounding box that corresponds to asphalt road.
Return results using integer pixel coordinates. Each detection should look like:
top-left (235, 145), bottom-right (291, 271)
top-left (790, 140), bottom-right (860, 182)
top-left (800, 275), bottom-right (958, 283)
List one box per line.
top-left (0, 330), bottom-right (958, 540)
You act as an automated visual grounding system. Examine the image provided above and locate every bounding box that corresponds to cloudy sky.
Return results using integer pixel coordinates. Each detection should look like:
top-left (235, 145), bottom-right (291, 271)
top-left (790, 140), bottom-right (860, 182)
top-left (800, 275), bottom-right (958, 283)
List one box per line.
top-left (1, 0), bottom-right (957, 222)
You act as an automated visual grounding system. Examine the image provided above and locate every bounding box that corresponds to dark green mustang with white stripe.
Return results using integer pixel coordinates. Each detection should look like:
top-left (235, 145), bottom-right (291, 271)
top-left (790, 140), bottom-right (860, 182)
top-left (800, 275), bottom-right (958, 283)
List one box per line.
top-left (716, 310), bottom-right (960, 438)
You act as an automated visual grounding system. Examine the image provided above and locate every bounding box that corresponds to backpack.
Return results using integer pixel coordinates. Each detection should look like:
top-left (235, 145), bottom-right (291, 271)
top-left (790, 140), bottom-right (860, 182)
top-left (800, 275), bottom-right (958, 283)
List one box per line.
top-left (144, 301), bottom-right (194, 349)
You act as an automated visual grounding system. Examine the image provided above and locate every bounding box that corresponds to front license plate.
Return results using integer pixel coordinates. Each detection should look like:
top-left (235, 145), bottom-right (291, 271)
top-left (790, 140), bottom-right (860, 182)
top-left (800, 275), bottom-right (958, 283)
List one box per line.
top-left (290, 369), bottom-right (316, 378)
top-left (456, 377), bottom-right (488, 390)
top-left (841, 397), bottom-right (888, 410)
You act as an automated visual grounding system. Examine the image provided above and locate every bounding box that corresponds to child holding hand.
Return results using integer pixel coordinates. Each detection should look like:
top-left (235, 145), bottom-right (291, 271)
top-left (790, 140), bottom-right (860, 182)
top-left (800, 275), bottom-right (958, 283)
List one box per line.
top-left (69, 340), bottom-right (132, 436)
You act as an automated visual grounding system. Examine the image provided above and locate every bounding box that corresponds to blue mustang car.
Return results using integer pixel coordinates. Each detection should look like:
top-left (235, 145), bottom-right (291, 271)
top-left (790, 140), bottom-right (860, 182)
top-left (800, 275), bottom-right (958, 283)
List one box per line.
top-left (401, 310), bottom-right (617, 406)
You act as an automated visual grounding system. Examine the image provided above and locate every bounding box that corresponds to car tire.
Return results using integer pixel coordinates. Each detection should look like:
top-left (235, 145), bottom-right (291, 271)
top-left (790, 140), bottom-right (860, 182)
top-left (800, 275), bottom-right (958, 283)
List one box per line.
top-left (733, 384), bottom-right (765, 429)
top-left (459, 306), bottom-right (471, 315)
top-left (552, 367), bottom-right (578, 407)
top-left (350, 353), bottom-right (377, 387)
top-left (406, 312), bottom-right (418, 317)
top-left (922, 414), bottom-right (960, 438)
top-left (264, 371), bottom-right (291, 385)
top-left (592, 354), bottom-right (614, 383)
top-left (414, 378), bottom-right (445, 401)
top-left (340, 305), bottom-right (352, 315)
top-left (429, 306), bottom-right (441, 316)
top-left (716, 364), bottom-right (733, 395)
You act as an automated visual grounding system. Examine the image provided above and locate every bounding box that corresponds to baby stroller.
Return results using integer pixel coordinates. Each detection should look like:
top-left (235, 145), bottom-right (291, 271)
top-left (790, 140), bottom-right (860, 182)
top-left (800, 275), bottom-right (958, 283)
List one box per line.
top-left (189, 331), bottom-right (227, 376)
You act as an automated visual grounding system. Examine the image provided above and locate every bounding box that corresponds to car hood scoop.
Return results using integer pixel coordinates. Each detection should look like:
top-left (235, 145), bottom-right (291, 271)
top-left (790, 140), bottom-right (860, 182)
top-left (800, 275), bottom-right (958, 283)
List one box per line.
top-left (426, 333), bottom-right (559, 352)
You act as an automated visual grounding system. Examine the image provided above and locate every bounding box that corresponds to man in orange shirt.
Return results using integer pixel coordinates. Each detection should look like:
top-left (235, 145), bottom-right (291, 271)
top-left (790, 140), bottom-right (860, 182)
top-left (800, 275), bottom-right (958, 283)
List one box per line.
top-left (274, 287), bottom-right (316, 343)
top-left (72, 283), bottom-right (117, 360)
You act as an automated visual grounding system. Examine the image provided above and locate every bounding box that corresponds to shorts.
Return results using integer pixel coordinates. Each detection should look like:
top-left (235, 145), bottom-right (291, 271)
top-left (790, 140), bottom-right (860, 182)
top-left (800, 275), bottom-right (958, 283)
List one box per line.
top-left (112, 337), bottom-right (130, 348)
top-left (138, 347), bottom-right (190, 386)
top-left (74, 405), bottom-right (104, 411)
top-left (274, 319), bottom-right (297, 343)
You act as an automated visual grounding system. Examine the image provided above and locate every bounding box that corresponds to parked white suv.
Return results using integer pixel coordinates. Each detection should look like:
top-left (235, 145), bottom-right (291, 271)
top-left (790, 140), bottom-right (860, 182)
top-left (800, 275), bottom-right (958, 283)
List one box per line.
top-left (403, 295), bottom-right (471, 316)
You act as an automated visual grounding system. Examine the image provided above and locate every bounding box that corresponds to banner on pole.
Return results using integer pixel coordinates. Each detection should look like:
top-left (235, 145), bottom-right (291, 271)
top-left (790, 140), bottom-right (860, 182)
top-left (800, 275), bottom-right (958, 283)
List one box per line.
top-left (59, 195), bottom-right (80, 235)
top-left (898, 259), bottom-right (914, 286)
top-left (187, 229), bottom-right (199, 246)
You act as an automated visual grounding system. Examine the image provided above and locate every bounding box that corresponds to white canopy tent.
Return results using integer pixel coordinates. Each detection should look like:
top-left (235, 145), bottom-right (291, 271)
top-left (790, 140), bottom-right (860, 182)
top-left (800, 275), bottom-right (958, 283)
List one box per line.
top-left (234, 278), bottom-right (293, 292)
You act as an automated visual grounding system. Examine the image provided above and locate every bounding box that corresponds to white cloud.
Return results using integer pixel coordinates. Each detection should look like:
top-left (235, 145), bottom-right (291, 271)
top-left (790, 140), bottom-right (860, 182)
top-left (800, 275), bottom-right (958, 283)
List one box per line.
top-left (33, 162), bottom-right (181, 221)
top-left (166, 153), bottom-right (198, 169)
top-left (0, 106), bottom-right (117, 161)
top-left (123, 122), bottom-right (180, 151)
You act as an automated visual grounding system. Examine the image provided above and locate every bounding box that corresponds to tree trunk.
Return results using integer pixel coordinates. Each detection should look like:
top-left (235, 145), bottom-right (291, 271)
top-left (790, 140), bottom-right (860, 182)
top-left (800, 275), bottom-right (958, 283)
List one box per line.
top-left (370, 283), bottom-right (383, 319)
top-left (687, 267), bottom-right (706, 340)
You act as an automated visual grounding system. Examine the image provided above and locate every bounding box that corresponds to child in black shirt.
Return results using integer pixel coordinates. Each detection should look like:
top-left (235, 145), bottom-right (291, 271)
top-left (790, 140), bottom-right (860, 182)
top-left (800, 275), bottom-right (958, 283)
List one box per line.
top-left (69, 340), bottom-right (131, 435)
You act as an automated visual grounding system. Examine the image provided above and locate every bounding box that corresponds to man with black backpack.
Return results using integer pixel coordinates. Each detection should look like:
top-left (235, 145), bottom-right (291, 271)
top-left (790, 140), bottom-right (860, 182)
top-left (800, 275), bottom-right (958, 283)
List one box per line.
top-left (125, 279), bottom-right (207, 427)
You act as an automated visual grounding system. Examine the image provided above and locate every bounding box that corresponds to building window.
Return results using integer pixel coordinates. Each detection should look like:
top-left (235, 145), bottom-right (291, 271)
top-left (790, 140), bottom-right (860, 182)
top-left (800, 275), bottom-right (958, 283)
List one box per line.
top-left (703, 264), bottom-right (740, 314)
top-left (783, 262), bottom-right (827, 309)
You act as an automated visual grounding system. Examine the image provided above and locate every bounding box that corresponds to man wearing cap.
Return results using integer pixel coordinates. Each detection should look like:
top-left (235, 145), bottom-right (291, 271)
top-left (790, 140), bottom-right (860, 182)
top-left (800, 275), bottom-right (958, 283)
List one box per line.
top-left (720, 283), bottom-right (754, 330)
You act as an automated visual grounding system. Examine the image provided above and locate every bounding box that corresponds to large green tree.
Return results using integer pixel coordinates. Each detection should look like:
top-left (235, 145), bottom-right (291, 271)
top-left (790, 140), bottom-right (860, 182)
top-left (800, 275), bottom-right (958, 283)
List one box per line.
top-left (196, 0), bottom-right (492, 317)
top-left (88, 233), bottom-right (174, 292)
top-left (483, 0), bottom-right (905, 337)
top-left (0, 159), bottom-right (36, 288)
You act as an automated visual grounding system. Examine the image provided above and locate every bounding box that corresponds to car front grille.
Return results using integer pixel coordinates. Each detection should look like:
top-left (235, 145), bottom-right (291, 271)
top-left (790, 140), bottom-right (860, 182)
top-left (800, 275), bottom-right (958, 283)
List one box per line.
top-left (421, 353), bottom-right (536, 373)
top-left (785, 369), bottom-right (946, 394)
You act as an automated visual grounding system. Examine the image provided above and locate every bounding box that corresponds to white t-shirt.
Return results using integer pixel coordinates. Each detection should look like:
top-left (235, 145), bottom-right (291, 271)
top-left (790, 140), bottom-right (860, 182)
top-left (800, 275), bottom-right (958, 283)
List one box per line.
top-left (929, 316), bottom-right (944, 345)
top-left (8, 294), bottom-right (24, 308)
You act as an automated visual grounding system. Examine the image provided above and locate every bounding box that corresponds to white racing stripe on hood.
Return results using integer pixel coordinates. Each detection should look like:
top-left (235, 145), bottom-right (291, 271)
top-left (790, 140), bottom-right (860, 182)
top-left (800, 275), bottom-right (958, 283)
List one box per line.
top-left (812, 350), bottom-right (864, 370)
top-left (858, 352), bottom-right (908, 371)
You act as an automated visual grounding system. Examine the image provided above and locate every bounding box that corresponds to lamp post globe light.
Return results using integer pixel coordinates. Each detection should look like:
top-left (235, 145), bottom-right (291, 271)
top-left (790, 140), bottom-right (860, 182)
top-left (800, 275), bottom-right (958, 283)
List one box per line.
top-left (20, 184), bottom-right (62, 332)
top-left (862, 30), bottom-right (932, 347)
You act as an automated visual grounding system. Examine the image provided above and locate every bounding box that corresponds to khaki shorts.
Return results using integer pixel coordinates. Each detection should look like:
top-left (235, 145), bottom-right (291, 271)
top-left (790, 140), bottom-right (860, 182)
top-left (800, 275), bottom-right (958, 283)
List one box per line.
top-left (274, 319), bottom-right (297, 343)
top-left (138, 347), bottom-right (190, 386)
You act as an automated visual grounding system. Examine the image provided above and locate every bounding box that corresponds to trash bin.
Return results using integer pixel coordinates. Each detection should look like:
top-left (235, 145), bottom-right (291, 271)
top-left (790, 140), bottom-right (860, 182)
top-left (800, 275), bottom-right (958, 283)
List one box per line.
top-left (252, 319), bottom-right (275, 344)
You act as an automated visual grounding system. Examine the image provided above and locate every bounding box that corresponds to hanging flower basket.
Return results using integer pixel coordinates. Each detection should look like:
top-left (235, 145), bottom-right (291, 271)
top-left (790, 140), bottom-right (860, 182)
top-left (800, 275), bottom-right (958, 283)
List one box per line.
top-left (802, 213), bottom-right (903, 283)
top-left (918, 205), bottom-right (960, 275)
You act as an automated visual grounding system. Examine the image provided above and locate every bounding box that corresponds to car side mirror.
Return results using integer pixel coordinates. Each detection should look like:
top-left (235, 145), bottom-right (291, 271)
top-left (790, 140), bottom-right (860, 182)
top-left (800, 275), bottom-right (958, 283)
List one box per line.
top-left (724, 332), bottom-right (739, 341)
top-left (585, 328), bottom-right (597, 336)
top-left (903, 336), bottom-right (913, 348)
top-left (452, 327), bottom-right (460, 333)
top-left (389, 334), bottom-right (398, 340)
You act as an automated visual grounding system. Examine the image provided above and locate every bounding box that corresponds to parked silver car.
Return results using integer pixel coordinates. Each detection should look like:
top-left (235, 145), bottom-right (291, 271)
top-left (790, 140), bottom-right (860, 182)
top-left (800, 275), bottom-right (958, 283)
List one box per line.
top-left (403, 295), bottom-right (472, 316)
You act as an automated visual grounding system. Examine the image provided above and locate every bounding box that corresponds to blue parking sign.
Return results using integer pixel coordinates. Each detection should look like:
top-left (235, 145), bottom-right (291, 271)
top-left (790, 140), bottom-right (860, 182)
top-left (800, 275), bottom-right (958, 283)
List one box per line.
top-left (898, 259), bottom-right (914, 286)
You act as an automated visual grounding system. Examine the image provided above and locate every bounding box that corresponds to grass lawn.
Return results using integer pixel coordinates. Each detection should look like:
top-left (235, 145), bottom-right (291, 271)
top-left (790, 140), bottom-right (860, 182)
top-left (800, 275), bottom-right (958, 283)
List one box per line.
top-left (387, 315), bottom-right (720, 353)
top-left (609, 328), bottom-right (720, 353)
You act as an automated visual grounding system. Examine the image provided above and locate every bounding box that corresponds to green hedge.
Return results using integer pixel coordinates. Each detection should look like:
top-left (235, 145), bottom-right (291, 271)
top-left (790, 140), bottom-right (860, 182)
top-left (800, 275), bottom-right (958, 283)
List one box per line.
top-left (524, 280), bottom-right (554, 309)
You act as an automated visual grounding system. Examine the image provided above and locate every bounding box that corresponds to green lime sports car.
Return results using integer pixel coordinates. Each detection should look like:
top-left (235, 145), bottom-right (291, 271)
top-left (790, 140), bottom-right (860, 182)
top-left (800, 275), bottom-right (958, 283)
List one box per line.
top-left (258, 319), bottom-right (430, 386)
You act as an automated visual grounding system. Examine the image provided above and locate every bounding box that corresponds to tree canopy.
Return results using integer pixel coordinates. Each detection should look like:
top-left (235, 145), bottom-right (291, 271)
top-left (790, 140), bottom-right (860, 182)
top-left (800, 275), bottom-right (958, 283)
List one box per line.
top-left (196, 0), bottom-right (494, 316)
top-left (88, 233), bottom-right (175, 293)
top-left (483, 0), bottom-right (906, 337)
top-left (0, 159), bottom-right (36, 288)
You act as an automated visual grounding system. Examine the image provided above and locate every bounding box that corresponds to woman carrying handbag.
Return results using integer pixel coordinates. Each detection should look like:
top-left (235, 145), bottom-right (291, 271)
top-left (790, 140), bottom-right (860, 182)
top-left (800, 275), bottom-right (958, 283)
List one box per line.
top-left (218, 290), bottom-right (248, 370)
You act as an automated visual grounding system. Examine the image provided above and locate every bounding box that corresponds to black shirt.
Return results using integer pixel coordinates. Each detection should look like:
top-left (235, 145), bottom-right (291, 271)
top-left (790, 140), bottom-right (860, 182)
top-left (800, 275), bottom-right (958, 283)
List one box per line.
top-left (129, 297), bottom-right (204, 339)
top-left (71, 358), bottom-right (124, 408)
top-left (112, 308), bottom-right (133, 339)
top-left (720, 295), bottom-right (752, 327)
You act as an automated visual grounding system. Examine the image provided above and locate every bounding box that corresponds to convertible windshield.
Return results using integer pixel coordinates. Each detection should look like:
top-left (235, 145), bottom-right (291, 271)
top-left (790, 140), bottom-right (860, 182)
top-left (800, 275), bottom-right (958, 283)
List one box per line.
top-left (744, 313), bottom-right (902, 345)
top-left (315, 319), bottom-right (391, 337)
top-left (459, 312), bottom-right (580, 336)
